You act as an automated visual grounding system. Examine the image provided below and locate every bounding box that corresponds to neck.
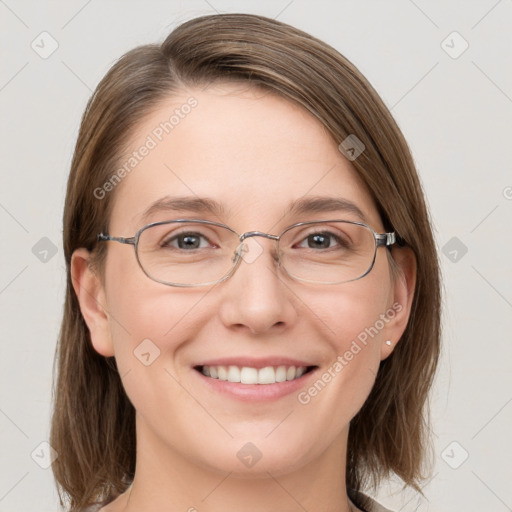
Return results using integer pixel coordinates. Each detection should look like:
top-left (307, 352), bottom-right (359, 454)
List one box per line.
top-left (115, 413), bottom-right (355, 512)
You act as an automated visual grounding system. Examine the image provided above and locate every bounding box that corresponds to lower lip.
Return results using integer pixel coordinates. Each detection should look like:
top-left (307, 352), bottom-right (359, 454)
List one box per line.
top-left (193, 368), bottom-right (318, 402)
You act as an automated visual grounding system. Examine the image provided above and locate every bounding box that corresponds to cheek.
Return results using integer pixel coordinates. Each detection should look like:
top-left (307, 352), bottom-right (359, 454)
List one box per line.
top-left (311, 263), bottom-right (392, 352)
top-left (297, 267), bottom-right (392, 417)
top-left (103, 282), bottom-right (212, 430)
top-left (102, 247), bottom-right (209, 372)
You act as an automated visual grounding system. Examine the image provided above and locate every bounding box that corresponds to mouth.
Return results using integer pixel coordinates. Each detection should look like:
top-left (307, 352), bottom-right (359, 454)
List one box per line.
top-left (194, 364), bottom-right (317, 385)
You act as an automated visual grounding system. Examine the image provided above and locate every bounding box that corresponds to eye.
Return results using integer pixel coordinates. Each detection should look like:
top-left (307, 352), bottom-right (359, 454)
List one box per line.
top-left (296, 231), bottom-right (350, 250)
top-left (162, 231), bottom-right (213, 250)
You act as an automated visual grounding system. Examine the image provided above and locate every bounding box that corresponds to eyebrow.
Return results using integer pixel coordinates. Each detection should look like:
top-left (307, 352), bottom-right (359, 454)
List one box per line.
top-left (139, 195), bottom-right (367, 225)
top-left (140, 196), bottom-right (227, 224)
top-left (286, 196), bottom-right (368, 223)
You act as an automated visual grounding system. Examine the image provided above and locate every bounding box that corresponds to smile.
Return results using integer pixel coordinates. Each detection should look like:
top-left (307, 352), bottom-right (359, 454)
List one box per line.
top-left (197, 364), bottom-right (314, 385)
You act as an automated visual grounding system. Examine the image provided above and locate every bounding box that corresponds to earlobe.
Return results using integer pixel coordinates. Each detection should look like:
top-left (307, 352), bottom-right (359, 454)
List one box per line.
top-left (380, 246), bottom-right (417, 360)
top-left (70, 248), bottom-right (115, 357)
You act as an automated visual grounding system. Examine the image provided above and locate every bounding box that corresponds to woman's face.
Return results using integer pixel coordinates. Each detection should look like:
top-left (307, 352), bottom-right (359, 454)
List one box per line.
top-left (76, 83), bottom-right (413, 478)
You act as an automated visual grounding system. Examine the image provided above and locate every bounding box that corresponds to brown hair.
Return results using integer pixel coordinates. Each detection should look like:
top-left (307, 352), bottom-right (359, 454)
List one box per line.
top-left (51, 13), bottom-right (441, 511)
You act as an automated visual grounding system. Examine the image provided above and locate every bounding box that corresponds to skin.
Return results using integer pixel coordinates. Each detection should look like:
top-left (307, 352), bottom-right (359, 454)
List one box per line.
top-left (72, 83), bottom-right (416, 512)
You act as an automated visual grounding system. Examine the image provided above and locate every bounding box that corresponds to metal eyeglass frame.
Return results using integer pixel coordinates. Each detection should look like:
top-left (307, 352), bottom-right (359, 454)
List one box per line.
top-left (97, 218), bottom-right (397, 287)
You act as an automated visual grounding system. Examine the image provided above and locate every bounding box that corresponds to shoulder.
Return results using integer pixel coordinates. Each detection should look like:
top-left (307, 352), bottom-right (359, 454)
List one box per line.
top-left (79, 505), bottom-right (104, 512)
top-left (351, 491), bottom-right (395, 512)
top-left (365, 497), bottom-right (395, 512)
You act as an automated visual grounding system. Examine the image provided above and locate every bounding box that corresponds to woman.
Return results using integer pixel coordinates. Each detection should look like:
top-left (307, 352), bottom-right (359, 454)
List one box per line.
top-left (51, 13), bottom-right (441, 512)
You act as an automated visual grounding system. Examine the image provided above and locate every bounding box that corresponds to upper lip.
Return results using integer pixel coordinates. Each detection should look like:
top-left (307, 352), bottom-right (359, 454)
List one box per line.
top-left (194, 357), bottom-right (317, 369)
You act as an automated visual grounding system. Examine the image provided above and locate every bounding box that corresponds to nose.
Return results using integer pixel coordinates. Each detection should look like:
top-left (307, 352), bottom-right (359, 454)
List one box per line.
top-left (217, 236), bottom-right (298, 335)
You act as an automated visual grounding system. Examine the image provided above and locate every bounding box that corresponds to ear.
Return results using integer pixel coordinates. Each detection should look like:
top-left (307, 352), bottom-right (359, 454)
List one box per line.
top-left (70, 248), bottom-right (115, 357)
top-left (380, 246), bottom-right (417, 360)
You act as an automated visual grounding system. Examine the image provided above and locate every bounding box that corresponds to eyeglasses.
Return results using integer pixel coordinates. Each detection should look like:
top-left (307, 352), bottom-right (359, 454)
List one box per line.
top-left (97, 219), bottom-right (396, 287)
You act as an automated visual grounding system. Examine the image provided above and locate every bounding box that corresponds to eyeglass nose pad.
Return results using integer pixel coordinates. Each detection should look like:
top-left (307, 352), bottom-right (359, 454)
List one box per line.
top-left (232, 242), bottom-right (247, 263)
top-left (236, 238), bottom-right (265, 264)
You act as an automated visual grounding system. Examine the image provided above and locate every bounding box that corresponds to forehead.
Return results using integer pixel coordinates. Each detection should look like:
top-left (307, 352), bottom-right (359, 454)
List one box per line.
top-left (109, 83), bottom-right (381, 233)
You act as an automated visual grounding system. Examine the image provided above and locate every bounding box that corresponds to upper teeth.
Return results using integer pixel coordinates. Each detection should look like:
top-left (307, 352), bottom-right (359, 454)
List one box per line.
top-left (201, 365), bottom-right (307, 384)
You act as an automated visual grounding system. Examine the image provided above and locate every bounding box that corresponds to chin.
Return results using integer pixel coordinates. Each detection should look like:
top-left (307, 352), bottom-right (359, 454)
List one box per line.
top-left (185, 431), bottom-right (323, 479)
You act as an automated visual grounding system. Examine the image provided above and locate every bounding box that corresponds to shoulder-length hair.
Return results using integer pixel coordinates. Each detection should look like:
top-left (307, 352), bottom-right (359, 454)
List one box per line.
top-left (51, 13), bottom-right (441, 511)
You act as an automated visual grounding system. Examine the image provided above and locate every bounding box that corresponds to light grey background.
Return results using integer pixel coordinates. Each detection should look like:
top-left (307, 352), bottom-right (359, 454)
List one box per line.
top-left (1, 1), bottom-right (511, 511)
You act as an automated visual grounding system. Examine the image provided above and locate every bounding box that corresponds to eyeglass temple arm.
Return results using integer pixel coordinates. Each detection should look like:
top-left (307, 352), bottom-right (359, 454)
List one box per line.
top-left (97, 233), bottom-right (136, 245)
top-left (375, 232), bottom-right (396, 247)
